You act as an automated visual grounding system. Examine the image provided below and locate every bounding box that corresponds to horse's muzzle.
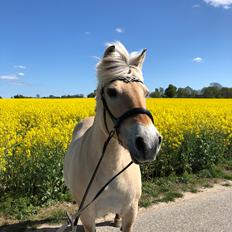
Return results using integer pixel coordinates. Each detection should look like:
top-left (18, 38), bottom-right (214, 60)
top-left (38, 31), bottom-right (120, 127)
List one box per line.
top-left (122, 123), bottom-right (162, 164)
top-left (133, 134), bottom-right (161, 163)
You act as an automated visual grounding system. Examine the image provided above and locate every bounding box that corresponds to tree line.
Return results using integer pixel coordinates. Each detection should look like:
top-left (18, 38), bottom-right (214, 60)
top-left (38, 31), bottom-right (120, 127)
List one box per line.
top-left (1, 94), bottom-right (85, 99)
top-left (0, 83), bottom-right (231, 99)
top-left (149, 83), bottom-right (232, 98)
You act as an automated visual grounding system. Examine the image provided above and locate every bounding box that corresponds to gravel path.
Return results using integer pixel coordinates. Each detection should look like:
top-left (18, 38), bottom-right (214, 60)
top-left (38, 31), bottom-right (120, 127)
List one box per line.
top-left (1, 184), bottom-right (231, 232)
top-left (97, 184), bottom-right (232, 232)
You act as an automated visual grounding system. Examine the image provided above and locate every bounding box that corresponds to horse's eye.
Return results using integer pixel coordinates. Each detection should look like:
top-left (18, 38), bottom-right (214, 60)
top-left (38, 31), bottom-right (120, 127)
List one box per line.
top-left (106, 88), bottom-right (118, 98)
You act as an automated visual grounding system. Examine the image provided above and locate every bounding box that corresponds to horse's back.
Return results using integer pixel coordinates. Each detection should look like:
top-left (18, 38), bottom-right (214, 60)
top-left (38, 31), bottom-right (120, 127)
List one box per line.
top-left (72, 116), bottom-right (94, 141)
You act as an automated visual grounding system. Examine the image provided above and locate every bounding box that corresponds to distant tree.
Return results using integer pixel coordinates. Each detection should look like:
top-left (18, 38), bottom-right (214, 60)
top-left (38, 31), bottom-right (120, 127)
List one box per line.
top-left (87, 90), bottom-right (96, 98)
top-left (159, 87), bottom-right (164, 97)
top-left (43, 94), bottom-right (84, 98)
top-left (0, 96), bottom-right (2, 99)
top-left (150, 88), bottom-right (163, 98)
top-left (201, 86), bottom-right (220, 98)
top-left (13, 94), bottom-right (32, 98)
top-left (185, 86), bottom-right (196, 97)
top-left (210, 82), bottom-right (223, 89)
top-left (219, 87), bottom-right (232, 98)
top-left (48, 95), bottom-right (60, 98)
top-left (164, 84), bottom-right (177, 98)
top-left (61, 94), bottom-right (84, 98)
top-left (36, 94), bottom-right (40, 98)
top-left (14, 94), bottom-right (23, 98)
top-left (177, 86), bottom-right (195, 98)
top-left (176, 88), bottom-right (185, 98)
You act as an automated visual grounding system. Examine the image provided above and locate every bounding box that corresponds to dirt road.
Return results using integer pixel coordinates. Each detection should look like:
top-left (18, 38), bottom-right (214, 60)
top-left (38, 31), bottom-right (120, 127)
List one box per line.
top-left (98, 183), bottom-right (232, 232)
top-left (1, 183), bottom-right (232, 232)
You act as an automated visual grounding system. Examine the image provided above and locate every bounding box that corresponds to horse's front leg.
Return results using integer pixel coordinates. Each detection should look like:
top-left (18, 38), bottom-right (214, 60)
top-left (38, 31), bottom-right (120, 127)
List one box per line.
top-left (80, 210), bottom-right (96, 232)
top-left (121, 202), bottom-right (138, 232)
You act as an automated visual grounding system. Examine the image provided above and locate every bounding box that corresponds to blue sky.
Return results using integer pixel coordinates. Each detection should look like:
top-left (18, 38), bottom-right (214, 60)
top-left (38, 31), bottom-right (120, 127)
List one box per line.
top-left (0, 0), bottom-right (231, 97)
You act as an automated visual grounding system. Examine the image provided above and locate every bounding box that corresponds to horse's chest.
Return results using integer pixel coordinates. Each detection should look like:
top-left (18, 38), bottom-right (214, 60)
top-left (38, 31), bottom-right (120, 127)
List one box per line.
top-left (95, 182), bottom-right (132, 217)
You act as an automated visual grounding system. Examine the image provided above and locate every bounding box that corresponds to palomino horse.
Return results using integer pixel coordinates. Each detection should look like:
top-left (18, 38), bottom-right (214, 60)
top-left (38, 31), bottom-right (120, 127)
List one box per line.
top-left (64, 42), bottom-right (162, 232)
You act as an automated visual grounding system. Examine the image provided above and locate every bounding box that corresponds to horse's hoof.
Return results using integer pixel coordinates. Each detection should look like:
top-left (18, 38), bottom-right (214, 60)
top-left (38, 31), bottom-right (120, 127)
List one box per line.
top-left (113, 214), bottom-right (121, 228)
top-left (113, 219), bottom-right (121, 228)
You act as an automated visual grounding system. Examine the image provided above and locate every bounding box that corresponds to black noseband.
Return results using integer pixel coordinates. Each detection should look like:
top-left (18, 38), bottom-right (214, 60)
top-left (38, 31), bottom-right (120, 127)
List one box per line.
top-left (101, 76), bottom-right (154, 134)
top-left (114, 107), bottom-right (154, 129)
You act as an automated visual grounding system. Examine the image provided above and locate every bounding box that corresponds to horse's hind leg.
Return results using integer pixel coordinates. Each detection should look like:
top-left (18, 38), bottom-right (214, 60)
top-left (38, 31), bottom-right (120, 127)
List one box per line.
top-left (113, 213), bottom-right (121, 228)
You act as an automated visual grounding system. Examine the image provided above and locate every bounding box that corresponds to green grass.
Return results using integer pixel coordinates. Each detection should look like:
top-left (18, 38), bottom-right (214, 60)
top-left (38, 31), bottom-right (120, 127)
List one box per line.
top-left (139, 161), bottom-right (232, 208)
top-left (202, 183), bottom-right (213, 188)
top-left (1, 160), bottom-right (232, 224)
top-left (189, 187), bottom-right (198, 193)
top-left (161, 192), bottom-right (184, 202)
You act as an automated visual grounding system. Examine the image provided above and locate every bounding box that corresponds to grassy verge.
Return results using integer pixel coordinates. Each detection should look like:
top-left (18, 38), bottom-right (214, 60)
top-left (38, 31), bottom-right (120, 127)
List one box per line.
top-left (0, 161), bottom-right (232, 228)
top-left (140, 160), bottom-right (232, 207)
top-left (141, 163), bottom-right (232, 208)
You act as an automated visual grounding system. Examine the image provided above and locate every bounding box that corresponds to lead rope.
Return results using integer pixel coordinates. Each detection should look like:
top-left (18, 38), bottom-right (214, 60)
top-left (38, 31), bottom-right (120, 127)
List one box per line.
top-left (57, 128), bottom-right (133, 232)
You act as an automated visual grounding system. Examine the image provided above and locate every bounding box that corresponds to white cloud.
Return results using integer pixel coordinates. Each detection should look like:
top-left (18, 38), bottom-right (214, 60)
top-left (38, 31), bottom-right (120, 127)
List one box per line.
top-left (0, 75), bottom-right (19, 80)
top-left (14, 65), bottom-right (26, 69)
top-left (84, 31), bottom-right (91, 35)
top-left (193, 4), bottom-right (201, 7)
top-left (193, 57), bottom-right (204, 63)
top-left (203, 0), bottom-right (232, 9)
top-left (223, 4), bottom-right (231, 8)
top-left (115, 28), bottom-right (124, 33)
top-left (17, 72), bottom-right (25, 77)
top-left (0, 71), bottom-right (25, 81)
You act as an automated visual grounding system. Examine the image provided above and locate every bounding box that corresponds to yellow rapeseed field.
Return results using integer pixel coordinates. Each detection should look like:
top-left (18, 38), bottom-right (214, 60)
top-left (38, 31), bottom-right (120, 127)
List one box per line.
top-left (0, 98), bottom-right (232, 172)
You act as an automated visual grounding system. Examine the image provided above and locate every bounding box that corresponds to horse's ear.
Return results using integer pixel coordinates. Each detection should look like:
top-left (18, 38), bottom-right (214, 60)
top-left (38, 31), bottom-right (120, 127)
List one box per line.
top-left (103, 45), bottom-right (115, 57)
top-left (130, 49), bottom-right (147, 69)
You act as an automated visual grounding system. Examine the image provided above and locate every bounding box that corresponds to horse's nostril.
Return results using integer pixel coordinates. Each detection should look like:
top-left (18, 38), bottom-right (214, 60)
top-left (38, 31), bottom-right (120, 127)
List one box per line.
top-left (158, 135), bottom-right (162, 145)
top-left (135, 137), bottom-right (146, 153)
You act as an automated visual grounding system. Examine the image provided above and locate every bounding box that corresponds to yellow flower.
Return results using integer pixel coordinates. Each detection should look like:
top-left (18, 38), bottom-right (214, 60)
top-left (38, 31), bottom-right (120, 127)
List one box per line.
top-left (0, 98), bottom-right (231, 172)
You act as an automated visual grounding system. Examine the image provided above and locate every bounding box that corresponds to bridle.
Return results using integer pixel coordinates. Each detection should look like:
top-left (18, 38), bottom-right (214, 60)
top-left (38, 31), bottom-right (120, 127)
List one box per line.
top-left (101, 76), bottom-right (154, 135)
top-left (57, 76), bottom-right (154, 232)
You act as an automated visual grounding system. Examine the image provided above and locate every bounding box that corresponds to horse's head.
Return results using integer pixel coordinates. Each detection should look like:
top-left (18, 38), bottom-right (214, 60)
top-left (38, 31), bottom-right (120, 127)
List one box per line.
top-left (96, 42), bottom-right (161, 164)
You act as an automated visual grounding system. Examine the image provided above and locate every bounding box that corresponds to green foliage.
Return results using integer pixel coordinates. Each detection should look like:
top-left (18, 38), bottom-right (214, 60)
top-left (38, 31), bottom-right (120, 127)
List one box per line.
top-left (2, 142), bottom-right (67, 202)
top-left (164, 84), bottom-right (177, 98)
top-left (0, 195), bottom-right (38, 220)
top-left (0, 141), bottom-right (70, 219)
top-left (161, 191), bottom-right (183, 202)
top-left (0, 128), bottom-right (231, 219)
top-left (141, 129), bottom-right (228, 178)
top-left (149, 83), bottom-right (232, 98)
top-left (149, 88), bottom-right (164, 98)
top-left (176, 131), bottom-right (225, 174)
top-left (177, 86), bottom-right (196, 98)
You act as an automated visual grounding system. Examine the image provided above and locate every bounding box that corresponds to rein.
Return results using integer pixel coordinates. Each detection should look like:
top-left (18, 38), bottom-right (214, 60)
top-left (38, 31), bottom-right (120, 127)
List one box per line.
top-left (57, 76), bottom-right (154, 232)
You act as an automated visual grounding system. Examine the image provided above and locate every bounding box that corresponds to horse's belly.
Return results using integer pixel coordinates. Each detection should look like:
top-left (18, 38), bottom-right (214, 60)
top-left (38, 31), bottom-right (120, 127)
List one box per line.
top-left (95, 192), bottom-right (125, 217)
top-left (94, 181), bottom-right (140, 218)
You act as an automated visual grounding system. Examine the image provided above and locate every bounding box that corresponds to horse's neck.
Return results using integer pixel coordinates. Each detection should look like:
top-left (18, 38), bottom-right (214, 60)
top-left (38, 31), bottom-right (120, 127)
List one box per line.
top-left (89, 115), bottom-right (130, 173)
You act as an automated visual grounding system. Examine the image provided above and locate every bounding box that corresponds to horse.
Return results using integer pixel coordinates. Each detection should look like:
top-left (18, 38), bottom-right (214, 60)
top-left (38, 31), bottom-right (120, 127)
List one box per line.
top-left (64, 42), bottom-right (162, 232)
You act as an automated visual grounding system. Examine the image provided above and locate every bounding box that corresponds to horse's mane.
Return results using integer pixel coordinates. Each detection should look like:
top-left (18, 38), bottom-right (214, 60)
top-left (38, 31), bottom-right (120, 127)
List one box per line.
top-left (96, 42), bottom-right (144, 87)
